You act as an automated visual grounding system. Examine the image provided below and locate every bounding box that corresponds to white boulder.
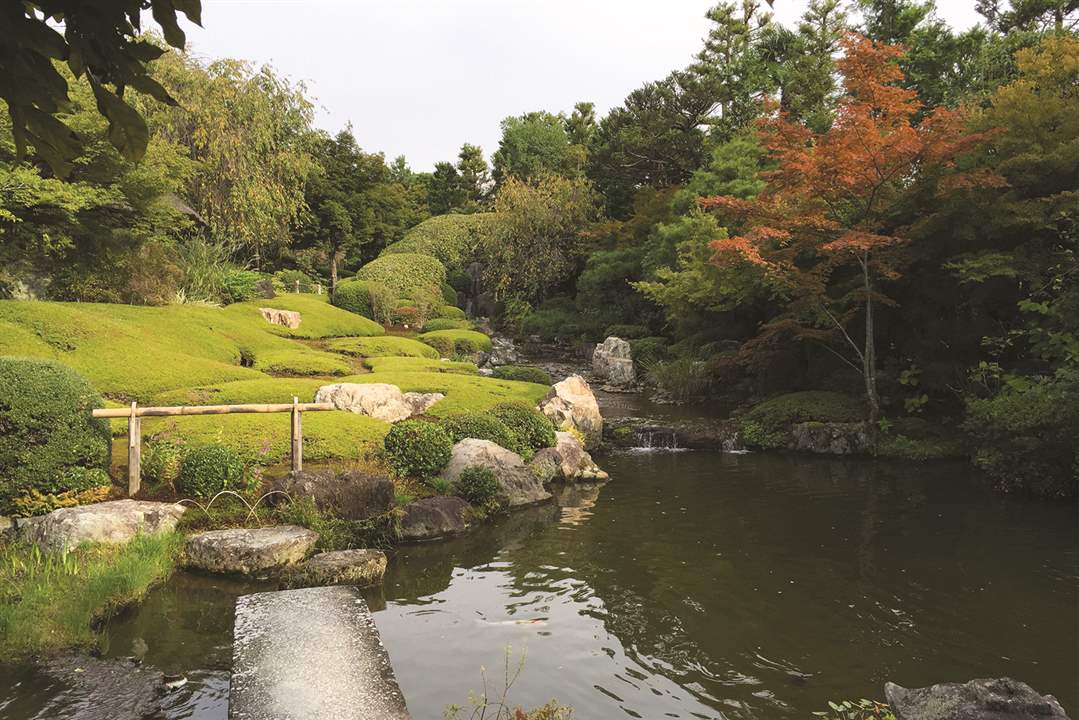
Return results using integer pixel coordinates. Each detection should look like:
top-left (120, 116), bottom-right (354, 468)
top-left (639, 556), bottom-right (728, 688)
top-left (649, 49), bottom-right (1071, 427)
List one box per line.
top-left (259, 307), bottom-right (301, 329)
top-left (315, 383), bottom-right (442, 423)
top-left (539, 375), bottom-right (603, 449)
top-left (592, 336), bottom-right (636, 389)
top-left (441, 439), bottom-right (551, 507)
top-left (18, 500), bottom-right (186, 552)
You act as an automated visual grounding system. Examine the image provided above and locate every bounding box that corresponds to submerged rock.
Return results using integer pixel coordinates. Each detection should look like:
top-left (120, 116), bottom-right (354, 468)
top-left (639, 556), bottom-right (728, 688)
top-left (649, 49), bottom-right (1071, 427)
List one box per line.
top-left (315, 382), bottom-right (430, 423)
top-left (539, 374), bottom-right (603, 449)
top-left (441, 439), bottom-right (552, 507)
top-left (283, 549), bottom-right (388, 588)
top-left (399, 496), bottom-right (474, 542)
top-left (40, 653), bottom-right (165, 720)
top-left (184, 525), bottom-right (318, 575)
top-left (18, 500), bottom-right (185, 552)
top-left (592, 336), bottom-right (636, 390)
top-left (885, 678), bottom-right (1070, 720)
top-left (791, 421), bottom-right (870, 455)
top-left (259, 307), bottom-right (301, 329)
top-left (271, 469), bottom-right (394, 521)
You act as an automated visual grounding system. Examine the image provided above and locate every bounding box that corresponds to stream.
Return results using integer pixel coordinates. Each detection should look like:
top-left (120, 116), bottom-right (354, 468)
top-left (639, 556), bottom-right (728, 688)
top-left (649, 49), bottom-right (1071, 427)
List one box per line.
top-left (1, 390), bottom-right (1076, 719)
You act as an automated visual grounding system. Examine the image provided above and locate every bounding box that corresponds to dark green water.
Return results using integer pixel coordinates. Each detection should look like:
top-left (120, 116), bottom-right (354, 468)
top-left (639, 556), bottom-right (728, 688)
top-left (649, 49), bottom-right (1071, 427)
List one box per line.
top-left (2, 451), bottom-right (1076, 719)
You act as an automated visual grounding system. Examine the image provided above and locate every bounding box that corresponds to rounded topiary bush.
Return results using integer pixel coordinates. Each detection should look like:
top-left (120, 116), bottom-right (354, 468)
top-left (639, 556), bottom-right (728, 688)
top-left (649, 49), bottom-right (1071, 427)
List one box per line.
top-left (383, 419), bottom-right (453, 478)
top-left (177, 444), bottom-right (246, 499)
top-left (332, 279), bottom-right (391, 320)
top-left (435, 304), bottom-right (467, 320)
top-left (492, 366), bottom-right (553, 385)
top-left (439, 413), bottom-right (521, 453)
top-left (0, 358), bottom-right (112, 514)
top-left (441, 282), bottom-right (458, 304)
top-left (422, 318), bottom-right (471, 332)
top-left (420, 334), bottom-right (455, 357)
top-left (453, 465), bottom-right (500, 507)
top-left (492, 402), bottom-right (557, 451)
top-left (355, 253), bottom-right (447, 299)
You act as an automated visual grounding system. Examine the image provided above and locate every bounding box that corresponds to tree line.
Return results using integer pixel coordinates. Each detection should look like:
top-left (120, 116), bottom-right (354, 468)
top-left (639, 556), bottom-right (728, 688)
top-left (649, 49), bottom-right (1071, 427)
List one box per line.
top-left (1, 0), bottom-right (1077, 497)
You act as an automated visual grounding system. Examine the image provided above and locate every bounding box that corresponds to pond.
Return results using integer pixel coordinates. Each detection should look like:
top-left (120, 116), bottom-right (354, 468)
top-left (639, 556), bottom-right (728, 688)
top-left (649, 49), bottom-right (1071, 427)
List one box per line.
top-left (3, 449), bottom-right (1075, 720)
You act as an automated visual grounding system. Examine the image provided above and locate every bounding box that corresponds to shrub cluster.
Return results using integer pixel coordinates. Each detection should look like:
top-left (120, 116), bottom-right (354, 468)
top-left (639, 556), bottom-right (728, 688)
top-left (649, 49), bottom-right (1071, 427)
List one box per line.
top-left (492, 402), bottom-right (556, 451)
top-left (439, 413), bottom-right (521, 453)
top-left (379, 213), bottom-right (494, 273)
top-left (452, 465), bottom-right (500, 507)
top-left (422, 318), bottom-right (472, 332)
top-left (0, 358), bottom-right (112, 515)
top-left (739, 391), bottom-right (865, 449)
top-left (383, 419), bottom-right (453, 478)
top-left (331, 279), bottom-right (392, 320)
top-left (143, 438), bottom-right (186, 486)
top-left (274, 269), bottom-right (318, 293)
top-left (355, 253), bottom-right (447, 299)
top-left (177, 444), bottom-right (247, 499)
top-left (436, 305), bottom-right (467, 320)
top-left (492, 366), bottom-right (552, 385)
top-left (420, 329), bottom-right (493, 357)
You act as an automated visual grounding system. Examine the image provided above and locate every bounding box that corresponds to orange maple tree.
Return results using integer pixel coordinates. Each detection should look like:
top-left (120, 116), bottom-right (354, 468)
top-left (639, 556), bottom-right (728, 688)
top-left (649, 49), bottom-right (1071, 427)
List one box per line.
top-left (702, 32), bottom-right (1003, 421)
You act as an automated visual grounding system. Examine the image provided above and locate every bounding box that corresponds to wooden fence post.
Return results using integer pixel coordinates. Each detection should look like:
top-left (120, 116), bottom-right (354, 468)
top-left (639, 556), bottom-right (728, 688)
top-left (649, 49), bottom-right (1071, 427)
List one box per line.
top-left (290, 396), bottom-right (302, 473)
top-left (128, 401), bottom-right (141, 496)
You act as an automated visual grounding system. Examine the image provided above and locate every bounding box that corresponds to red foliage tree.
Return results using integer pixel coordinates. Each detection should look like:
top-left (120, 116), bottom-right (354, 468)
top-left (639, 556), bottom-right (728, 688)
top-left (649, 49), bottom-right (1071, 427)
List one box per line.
top-left (702, 32), bottom-right (1003, 421)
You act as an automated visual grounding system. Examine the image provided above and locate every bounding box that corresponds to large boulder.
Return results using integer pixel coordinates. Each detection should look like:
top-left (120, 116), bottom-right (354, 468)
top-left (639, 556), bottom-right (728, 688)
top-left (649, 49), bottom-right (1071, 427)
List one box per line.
top-left (399, 496), bottom-right (474, 542)
top-left (791, 421), bottom-right (870, 455)
top-left (270, 470), bottom-right (393, 521)
top-left (259, 307), bottom-right (301, 329)
top-left (184, 525), bottom-right (318, 575)
top-left (441, 438), bottom-right (551, 507)
top-left (283, 549), bottom-right (387, 588)
top-left (531, 432), bottom-right (608, 482)
top-left (18, 500), bottom-right (186, 552)
top-left (539, 375), bottom-right (603, 449)
top-left (885, 678), bottom-right (1070, 720)
top-left (402, 391), bottom-right (444, 416)
top-left (315, 383), bottom-right (415, 423)
top-left (592, 336), bottom-right (636, 389)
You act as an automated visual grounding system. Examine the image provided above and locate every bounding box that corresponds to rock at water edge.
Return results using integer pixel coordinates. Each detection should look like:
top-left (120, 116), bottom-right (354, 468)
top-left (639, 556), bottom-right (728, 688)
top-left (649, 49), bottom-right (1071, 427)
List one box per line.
top-left (592, 336), bottom-right (636, 389)
top-left (441, 438), bottom-right (551, 506)
top-left (539, 374), bottom-right (603, 450)
top-left (184, 525), bottom-right (318, 575)
top-left (271, 470), bottom-right (394, 521)
top-left (284, 549), bottom-right (388, 588)
top-left (18, 500), bottom-right (186, 552)
top-left (885, 678), bottom-right (1070, 720)
top-left (399, 496), bottom-right (473, 542)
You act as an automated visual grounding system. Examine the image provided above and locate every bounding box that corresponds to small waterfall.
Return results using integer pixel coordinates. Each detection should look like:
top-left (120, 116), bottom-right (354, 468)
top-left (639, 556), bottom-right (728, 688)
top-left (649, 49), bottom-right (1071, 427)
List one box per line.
top-left (631, 426), bottom-right (680, 451)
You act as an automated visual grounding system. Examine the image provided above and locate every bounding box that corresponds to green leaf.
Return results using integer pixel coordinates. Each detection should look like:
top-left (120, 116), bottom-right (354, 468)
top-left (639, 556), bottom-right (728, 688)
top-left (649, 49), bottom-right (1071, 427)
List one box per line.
top-left (172, 0), bottom-right (204, 26)
top-left (126, 74), bottom-right (178, 106)
top-left (88, 75), bottom-right (150, 162)
top-left (151, 0), bottom-right (187, 48)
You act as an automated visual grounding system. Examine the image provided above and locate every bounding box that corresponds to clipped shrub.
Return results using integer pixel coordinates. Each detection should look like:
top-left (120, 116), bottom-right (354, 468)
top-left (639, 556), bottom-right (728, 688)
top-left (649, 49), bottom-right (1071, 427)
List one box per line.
top-left (492, 402), bottom-right (556, 451)
top-left (383, 419), bottom-right (453, 478)
top-left (643, 358), bottom-right (713, 403)
top-left (439, 413), bottom-right (521, 453)
top-left (177, 444), bottom-right (247, 499)
top-left (739, 391), bottom-right (865, 449)
top-left (331, 279), bottom-right (392, 320)
top-left (220, 267), bottom-right (261, 304)
top-left (420, 334), bottom-right (454, 357)
top-left (492, 366), bottom-right (552, 385)
top-left (355, 253), bottom-right (447, 299)
top-left (452, 465), bottom-right (500, 507)
top-left (436, 304), bottom-right (467, 320)
top-left (143, 438), bottom-right (186, 486)
top-left (0, 358), bottom-right (112, 515)
top-left (380, 213), bottom-right (495, 272)
top-left (441, 282), bottom-right (458, 304)
top-left (422, 318), bottom-right (471, 332)
top-left (390, 305), bottom-right (422, 327)
top-left (420, 329), bottom-right (493, 356)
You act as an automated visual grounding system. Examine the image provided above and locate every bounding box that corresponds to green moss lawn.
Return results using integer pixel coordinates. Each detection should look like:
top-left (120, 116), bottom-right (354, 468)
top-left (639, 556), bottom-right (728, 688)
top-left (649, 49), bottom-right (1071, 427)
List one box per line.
top-left (0, 296), bottom-right (548, 469)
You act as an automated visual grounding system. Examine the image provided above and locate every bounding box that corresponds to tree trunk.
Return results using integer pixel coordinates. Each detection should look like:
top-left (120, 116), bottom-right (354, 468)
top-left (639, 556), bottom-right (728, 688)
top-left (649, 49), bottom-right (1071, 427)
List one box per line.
top-left (862, 253), bottom-right (880, 424)
top-left (330, 252), bottom-right (339, 295)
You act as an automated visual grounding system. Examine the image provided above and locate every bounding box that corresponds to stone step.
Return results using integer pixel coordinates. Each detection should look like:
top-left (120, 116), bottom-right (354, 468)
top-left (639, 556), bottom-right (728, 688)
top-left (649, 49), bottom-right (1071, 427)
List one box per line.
top-left (230, 586), bottom-right (410, 719)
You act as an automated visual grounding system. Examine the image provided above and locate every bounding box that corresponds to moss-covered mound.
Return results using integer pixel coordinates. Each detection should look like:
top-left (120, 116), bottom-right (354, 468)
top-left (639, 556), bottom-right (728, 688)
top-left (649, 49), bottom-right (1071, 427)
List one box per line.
top-left (739, 391), bottom-right (865, 449)
top-left (354, 253), bottom-right (447, 299)
top-left (419, 329), bottom-right (494, 356)
top-left (325, 336), bottom-right (439, 359)
top-left (380, 213), bottom-right (495, 273)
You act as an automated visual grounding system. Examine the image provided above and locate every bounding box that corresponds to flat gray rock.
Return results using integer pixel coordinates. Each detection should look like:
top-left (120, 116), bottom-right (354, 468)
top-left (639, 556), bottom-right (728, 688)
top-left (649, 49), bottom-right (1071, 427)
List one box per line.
top-left (885, 678), bottom-right (1070, 720)
top-left (283, 549), bottom-right (388, 588)
top-left (231, 586), bottom-right (411, 719)
top-left (184, 525), bottom-right (317, 575)
top-left (398, 496), bottom-right (473, 542)
top-left (18, 500), bottom-right (185, 552)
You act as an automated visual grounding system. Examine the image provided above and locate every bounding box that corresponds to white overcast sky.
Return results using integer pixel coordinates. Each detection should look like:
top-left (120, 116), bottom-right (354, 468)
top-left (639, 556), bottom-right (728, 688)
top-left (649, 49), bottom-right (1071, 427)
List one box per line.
top-left (183, 1), bottom-right (984, 171)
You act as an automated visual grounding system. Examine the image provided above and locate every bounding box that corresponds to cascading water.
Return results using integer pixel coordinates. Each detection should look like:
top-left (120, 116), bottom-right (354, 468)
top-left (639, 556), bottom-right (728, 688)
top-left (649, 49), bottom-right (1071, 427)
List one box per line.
top-left (630, 426), bottom-right (680, 450)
